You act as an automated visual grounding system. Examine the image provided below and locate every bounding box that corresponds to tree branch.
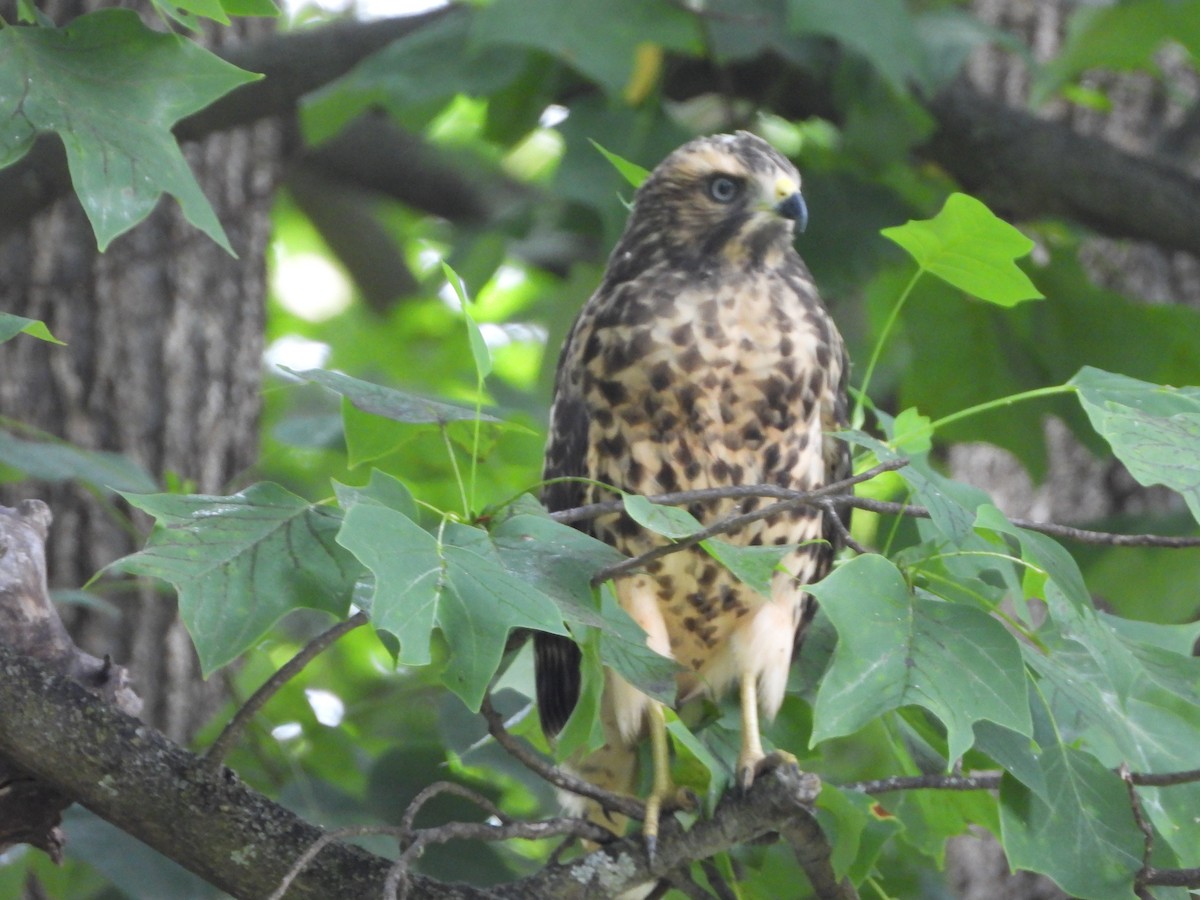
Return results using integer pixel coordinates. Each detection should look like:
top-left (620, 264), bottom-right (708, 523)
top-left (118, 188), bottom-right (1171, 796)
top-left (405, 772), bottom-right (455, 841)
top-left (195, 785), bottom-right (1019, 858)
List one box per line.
top-left (847, 766), bottom-right (1200, 795)
top-left (203, 610), bottom-right (369, 768)
top-left (0, 501), bottom-right (141, 861)
top-left (478, 695), bottom-right (646, 821)
top-left (588, 458), bottom-right (909, 586)
top-left (664, 56), bottom-right (1200, 258)
top-left (844, 496), bottom-right (1200, 547)
top-left (5, 9), bottom-right (1200, 263)
top-left (1140, 867), bottom-right (1200, 889)
top-left (547, 482), bottom-right (1200, 554)
top-left (489, 765), bottom-right (853, 900)
top-left (0, 643), bottom-right (484, 900)
top-left (848, 773), bottom-right (1002, 794)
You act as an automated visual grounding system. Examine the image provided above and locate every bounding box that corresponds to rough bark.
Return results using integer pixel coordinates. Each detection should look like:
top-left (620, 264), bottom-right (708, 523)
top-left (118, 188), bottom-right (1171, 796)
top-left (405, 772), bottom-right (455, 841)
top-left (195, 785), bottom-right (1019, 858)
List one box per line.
top-left (0, 500), bottom-right (140, 861)
top-left (0, 635), bottom-right (846, 900)
top-left (0, 2), bottom-right (281, 740)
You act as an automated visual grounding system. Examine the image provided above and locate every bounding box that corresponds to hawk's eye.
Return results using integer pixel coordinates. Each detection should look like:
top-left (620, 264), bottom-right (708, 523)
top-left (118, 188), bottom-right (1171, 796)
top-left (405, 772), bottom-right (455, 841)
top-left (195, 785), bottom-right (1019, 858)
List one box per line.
top-left (707, 175), bottom-right (741, 204)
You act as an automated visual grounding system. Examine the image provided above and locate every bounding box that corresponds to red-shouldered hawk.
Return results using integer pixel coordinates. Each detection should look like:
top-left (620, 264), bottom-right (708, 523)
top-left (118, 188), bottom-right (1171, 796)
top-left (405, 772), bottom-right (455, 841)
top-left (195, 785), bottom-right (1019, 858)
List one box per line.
top-left (536, 131), bottom-right (850, 849)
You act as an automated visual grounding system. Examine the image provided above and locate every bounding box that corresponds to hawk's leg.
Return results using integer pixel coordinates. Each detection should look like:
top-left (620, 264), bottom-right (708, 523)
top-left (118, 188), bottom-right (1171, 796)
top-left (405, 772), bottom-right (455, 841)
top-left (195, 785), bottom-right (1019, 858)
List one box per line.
top-left (737, 671), bottom-right (798, 791)
top-left (642, 701), bottom-right (697, 861)
top-left (643, 700), bottom-right (675, 862)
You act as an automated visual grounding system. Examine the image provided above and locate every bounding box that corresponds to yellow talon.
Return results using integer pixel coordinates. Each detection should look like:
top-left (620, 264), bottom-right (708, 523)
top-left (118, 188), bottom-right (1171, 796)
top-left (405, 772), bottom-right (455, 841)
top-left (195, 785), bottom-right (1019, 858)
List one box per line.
top-left (643, 701), bottom-right (674, 863)
top-left (737, 673), bottom-right (800, 791)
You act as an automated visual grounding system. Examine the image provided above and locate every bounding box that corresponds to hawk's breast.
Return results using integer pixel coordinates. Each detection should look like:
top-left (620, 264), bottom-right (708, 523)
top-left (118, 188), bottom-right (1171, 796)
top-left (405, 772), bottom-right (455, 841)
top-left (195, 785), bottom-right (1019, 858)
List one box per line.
top-left (570, 259), bottom-right (844, 699)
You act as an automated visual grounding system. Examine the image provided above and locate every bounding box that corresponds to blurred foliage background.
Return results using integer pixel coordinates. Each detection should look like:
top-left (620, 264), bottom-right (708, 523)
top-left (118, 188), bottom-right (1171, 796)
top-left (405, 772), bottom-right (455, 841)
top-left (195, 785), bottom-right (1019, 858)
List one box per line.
top-left (2, 0), bottom-right (1200, 897)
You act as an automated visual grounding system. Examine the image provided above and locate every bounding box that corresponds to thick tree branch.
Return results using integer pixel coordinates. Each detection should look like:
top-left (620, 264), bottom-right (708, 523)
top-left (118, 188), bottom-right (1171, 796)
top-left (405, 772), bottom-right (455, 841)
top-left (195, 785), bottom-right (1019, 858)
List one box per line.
top-left (0, 644), bottom-right (485, 900)
top-left (0, 10), bottom-right (458, 237)
top-left (0, 501), bottom-right (140, 860)
top-left (0, 645), bottom-right (855, 899)
top-left (488, 766), bottom-right (852, 900)
top-left (664, 57), bottom-right (1200, 257)
top-left (4, 10), bottom-right (1200, 261)
top-left (924, 80), bottom-right (1200, 256)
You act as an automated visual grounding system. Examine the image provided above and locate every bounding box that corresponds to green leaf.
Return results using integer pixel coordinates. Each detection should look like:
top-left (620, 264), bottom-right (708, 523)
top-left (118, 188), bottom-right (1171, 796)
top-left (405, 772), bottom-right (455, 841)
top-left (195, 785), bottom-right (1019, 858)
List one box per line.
top-left (1031, 0), bottom-right (1200, 107)
top-left (442, 263), bottom-right (493, 380)
top-left (787, 0), bottom-right (925, 92)
top-left (489, 512), bottom-right (677, 703)
top-left (594, 581), bottom-right (678, 705)
top-left (699, 539), bottom-right (792, 596)
top-left (111, 484), bottom-right (359, 673)
top-left (666, 712), bottom-right (724, 810)
top-left (1070, 366), bottom-right (1200, 525)
top-left (589, 140), bottom-right (650, 188)
top-left (145, 0), bottom-right (279, 29)
top-left (337, 505), bottom-right (569, 710)
top-left (973, 720), bottom-right (1046, 800)
top-left (218, 0), bottom-right (279, 16)
top-left (839, 430), bottom-right (984, 541)
top-left (0, 312), bottom-right (63, 345)
top-left (623, 494), bottom-right (702, 539)
top-left (890, 407), bottom-right (932, 455)
top-left (816, 785), bottom-right (905, 885)
top-left (0, 431), bottom-right (156, 493)
top-left (0, 10), bottom-right (259, 252)
top-left (286, 367), bottom-right (500, 425)
top-left (301, 14), bottom-right (527, 143)
top-left (473, 0), bottom-right (702, 97)
top-left (810, 554), bottom-right (1031, 761)
top-left (332, 470), bottom-right (419, 520)
top-left (1000, 748), bottom-right (1142, 900)
top-left (881, 193), bottom-right (1044, 306)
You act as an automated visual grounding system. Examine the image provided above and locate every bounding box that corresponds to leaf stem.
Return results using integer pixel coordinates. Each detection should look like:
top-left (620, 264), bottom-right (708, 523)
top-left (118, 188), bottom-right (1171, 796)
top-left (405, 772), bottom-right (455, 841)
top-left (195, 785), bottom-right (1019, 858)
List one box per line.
top-left (927, 383), bottom-right (1079, 434)
top-left (440, 424), bottom-right (470, 517)
top-left (853, 266), bottom-right (923, 427)
top-left (469, 372), bottom-right (484, 516)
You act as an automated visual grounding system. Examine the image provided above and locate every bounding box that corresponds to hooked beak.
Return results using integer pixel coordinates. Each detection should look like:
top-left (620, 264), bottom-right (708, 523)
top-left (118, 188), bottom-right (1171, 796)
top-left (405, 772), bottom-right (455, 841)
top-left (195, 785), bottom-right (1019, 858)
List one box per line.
top-left (774, 191), bottom-right (808, 233)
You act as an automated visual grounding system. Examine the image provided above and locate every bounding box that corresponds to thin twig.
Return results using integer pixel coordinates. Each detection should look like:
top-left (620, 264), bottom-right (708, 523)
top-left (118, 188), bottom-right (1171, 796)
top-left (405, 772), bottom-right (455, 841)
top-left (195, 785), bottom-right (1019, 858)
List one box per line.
top-left (847, 773), bottom-right (1002, 794)
top-left (204, 611), bottom-right (369, 768)
top-left (817, 497), bottom-right (868, 555)
top-left (1121, 763), bottom-right (1156, 900)
top-left (1140, 867), bottom-right (1200, 888)
top-left (848, 765), bottom-right (1200, 796)
top-left (552, 459), bottom-right (907, 526)
top-left (1125, 767), bottom-right (1200, 787)
top-left (700, 857), bottom-right (740, 900)
top-left (550, 464), bottom-right (1199, 561)
top-left (844, 497), bottom-right (1200, 548)
top-left (479, 695), bottom-right (645, 821)
top-left (268, 815), bottom-right (613, 900)
top-left (400, 781), bottom-right (506, 842)
top-left (267, 827), bottom-right (372, 900)
top-left (384, 815), bottom-right (615, 900)
top-left (590, 459), bottom-right (909, 585)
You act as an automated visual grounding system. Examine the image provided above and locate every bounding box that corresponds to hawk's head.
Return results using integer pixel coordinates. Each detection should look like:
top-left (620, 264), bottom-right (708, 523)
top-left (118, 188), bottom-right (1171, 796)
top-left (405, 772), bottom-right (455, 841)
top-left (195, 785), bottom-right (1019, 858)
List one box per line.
top-left (610, 131), bottom-right (807, 277)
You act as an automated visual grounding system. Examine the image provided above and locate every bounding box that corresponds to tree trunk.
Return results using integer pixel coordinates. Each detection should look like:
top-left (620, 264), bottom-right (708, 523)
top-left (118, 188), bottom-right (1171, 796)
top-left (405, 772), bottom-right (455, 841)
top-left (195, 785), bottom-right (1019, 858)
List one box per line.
top-left (0, 2), bottom-right (281, 741)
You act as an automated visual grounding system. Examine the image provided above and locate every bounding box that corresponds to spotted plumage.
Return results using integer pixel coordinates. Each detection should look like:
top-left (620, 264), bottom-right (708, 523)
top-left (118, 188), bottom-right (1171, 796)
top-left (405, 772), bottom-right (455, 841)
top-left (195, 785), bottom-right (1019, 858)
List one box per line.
top-left (536, 131), bottom-right (850, 835)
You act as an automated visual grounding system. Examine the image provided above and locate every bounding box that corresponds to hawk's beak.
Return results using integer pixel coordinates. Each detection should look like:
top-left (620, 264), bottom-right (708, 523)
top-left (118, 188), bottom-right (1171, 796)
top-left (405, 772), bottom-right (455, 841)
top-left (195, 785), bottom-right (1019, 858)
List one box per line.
top-left (774, 191), bottom-right (808, 233)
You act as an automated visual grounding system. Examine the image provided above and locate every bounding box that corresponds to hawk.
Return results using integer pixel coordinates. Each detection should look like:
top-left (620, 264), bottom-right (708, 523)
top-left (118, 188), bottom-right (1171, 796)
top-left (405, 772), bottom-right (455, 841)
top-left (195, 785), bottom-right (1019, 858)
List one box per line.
top-left (536, 131), bottom-right (850, 846)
